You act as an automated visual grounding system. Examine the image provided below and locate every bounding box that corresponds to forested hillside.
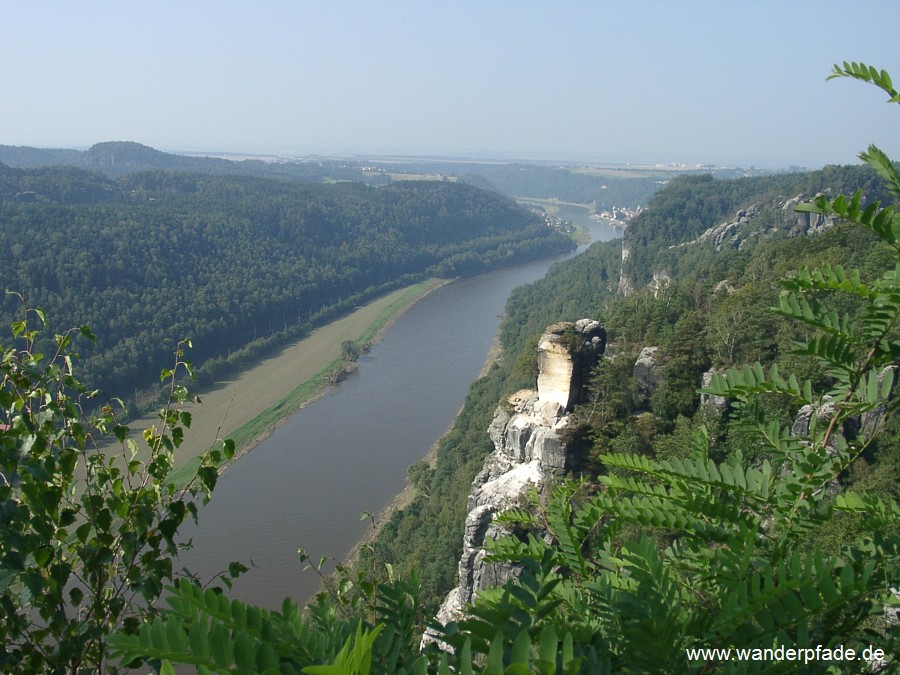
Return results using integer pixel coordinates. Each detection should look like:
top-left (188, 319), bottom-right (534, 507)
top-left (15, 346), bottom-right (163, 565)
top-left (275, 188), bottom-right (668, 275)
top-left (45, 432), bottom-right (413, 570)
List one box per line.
top-left (0, 142), bottom-right (672, 209)
top-left (4, 62), bottom-right (899, 673)
top-left (620, 164), bottom-right (893, 288)
top-left (0, 141), bottom-right (376, 183)
top-left (103, 129), bottom-right (898, 669)
top-left (0, 164), bottom-right (572, 399)
top-left (370, 159), bottom-right (900, 621)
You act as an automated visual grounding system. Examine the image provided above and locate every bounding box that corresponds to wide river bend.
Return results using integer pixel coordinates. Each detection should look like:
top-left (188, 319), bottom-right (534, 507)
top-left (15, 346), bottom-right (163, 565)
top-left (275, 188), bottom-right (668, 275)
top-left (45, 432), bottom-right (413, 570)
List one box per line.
top-left (180, 206), bottom-right (620, 609)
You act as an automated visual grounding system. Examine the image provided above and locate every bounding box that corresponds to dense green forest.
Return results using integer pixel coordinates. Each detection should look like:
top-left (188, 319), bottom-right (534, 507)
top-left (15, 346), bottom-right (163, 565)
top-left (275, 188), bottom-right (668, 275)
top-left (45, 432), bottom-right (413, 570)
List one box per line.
top-left (2, 64), bottom-right (898, 673)
top-left (0, 142), bottom-right (673, 209)
top-left (0, 164), bottom-right (572, 399)
top-left (369, 161), bottom-right (898, 613)
top-left (0, 141), bottom-right (378, 184)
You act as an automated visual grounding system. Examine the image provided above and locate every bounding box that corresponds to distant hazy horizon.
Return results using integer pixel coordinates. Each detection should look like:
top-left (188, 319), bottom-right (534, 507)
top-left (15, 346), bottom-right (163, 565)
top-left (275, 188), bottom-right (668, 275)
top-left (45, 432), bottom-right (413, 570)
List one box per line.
top-left (4, 1), bottom-right (899, 170)
top-left (5, 140), bottom-right (813, 173)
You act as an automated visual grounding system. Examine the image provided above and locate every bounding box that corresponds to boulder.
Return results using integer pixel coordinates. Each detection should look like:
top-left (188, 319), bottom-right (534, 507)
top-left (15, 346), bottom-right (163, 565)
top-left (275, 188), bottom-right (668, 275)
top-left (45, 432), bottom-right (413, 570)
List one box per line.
top-left (791, 397), bottom-right (839, 439)
top-left (859, 366), bottom-right (897, 440)
top-left (700, 368), bottom-right (728, 416)
top-left (634, 346), bottom-right (663, 397)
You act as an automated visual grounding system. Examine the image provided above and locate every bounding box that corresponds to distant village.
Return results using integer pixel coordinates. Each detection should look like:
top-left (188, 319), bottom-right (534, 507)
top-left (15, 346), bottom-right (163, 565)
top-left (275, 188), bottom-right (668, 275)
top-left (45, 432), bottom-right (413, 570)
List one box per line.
top-left (595, 205), bottom-right (641, 223)
top-left (529, 202), bottom-right (640, 239)
top-left (532, 201), bottom-right (641, 229)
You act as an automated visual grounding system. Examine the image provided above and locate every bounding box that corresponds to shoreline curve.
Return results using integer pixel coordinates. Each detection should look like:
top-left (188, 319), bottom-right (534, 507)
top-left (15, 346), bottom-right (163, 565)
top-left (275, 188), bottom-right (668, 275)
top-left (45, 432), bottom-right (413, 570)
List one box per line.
top-left (137, 279), bottom-right (449, 484)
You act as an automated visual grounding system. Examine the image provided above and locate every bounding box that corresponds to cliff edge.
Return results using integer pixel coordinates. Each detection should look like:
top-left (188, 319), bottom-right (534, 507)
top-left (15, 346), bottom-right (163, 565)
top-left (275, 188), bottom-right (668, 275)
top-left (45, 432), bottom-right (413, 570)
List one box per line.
top-left (435, 319), bottom-right (605, 625)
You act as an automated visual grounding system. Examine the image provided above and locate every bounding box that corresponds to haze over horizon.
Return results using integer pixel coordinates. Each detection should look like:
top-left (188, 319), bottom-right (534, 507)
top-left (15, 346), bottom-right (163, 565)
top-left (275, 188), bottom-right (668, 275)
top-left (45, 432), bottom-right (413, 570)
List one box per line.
top-left (4, 1), bottom-right (899, 170)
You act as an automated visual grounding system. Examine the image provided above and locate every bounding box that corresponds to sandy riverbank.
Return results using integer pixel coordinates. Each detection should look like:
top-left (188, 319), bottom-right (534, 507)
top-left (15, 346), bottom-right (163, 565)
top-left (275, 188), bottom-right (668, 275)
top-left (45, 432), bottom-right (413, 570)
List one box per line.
top-left (120, 279), bottom-right (448, 477)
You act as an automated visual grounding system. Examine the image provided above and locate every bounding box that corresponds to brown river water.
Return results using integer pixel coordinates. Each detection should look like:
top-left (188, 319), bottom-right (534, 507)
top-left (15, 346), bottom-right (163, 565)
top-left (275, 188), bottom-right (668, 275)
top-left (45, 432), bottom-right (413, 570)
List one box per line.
top-left (177, 206), bottom-right (620, 609)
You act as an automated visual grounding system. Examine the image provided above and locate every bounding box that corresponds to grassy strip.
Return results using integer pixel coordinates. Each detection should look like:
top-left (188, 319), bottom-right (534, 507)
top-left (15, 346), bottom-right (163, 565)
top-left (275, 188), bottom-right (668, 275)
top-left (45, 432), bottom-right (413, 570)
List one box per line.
top-left (160, 280), bottom-right (442, 488)
top-left (225, 355), bottom-right (345, 454)
top-left (356, 280), bottom-right (436, 346)
top-left (219, 279), bottom-right (439, 460)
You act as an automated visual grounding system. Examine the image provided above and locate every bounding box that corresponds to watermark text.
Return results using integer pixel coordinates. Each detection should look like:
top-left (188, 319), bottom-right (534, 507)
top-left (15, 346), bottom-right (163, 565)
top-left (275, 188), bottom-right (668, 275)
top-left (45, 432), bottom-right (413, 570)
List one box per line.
top-left (685, 643), bottom-right (886, 665)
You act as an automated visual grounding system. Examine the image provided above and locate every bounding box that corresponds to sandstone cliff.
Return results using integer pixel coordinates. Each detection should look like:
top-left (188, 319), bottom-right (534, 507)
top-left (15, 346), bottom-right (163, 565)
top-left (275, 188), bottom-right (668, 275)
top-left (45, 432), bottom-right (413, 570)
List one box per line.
top-left (617, 193), bottom-right (838, 297)
top-left (435, 319), bottom-right (605, 625)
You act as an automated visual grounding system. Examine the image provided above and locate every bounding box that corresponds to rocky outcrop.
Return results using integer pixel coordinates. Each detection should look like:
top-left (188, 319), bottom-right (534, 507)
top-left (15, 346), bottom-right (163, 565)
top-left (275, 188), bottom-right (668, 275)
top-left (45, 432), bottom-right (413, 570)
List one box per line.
top-left (665, 204), bottom-right (764, 254)
top-left (650, 270), bottom-right (671, 298)
top-left (790, 397), bottom-right (840, 442)
top-left (482, 390), bottom-right (568, 478)
top-left (616, 190), bottom-right (844, 299)
top-left (666, 195), bottom-right (837, 257)
top-left (859, 366), bottom-right (897, 439)
top-left (790, 398), bottom-right (842, 500)
top-left (781, 194), bottom-right (836, 236)
top-left (537, 320), bottom-right (606, 411)
top-left (617, 241), bottom-right (633, 297)
top-left (700, 368), bottom-right (728, 416)
top-left (699, 203), bottom-right (763, 251)
top-left (786, 366), bottom-right (896, 504)
top-left (434, 320), bottom-right (605, 627)
top-left (791, 366), bottom-right (897, 449)
top-left (887, 587), bottom-right (900, 625)
top-left (634, 346), bottom-right (664, 399)
top-left (636, 195), bottom-right (841, 294)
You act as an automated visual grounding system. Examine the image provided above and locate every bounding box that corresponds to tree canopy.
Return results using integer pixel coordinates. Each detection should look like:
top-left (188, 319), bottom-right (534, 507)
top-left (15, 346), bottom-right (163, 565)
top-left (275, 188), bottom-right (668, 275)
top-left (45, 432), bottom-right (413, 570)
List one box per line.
top-left (0, 169), bottom-right (572, 400)
top-left (2, 62), bottom-right (898, 673)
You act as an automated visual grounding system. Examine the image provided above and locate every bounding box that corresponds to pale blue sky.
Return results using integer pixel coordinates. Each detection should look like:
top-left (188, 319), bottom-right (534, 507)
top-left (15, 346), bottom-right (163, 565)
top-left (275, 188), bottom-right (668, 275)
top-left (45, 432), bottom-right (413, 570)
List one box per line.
top-left (3, 1), bottom-right (899, 168)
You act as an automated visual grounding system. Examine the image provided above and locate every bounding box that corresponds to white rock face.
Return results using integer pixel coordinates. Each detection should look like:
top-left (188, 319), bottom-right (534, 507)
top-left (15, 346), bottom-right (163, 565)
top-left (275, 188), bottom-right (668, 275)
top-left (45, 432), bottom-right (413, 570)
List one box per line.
top-left (618, 241), bottom-right (633, 296)
top-left (651, 269), bottom-right (671, 298)
top-left (791, 397), bottom-right (839, 439)
top-left (433, 320), bottom-right (605, 630)
top-left (537, 337), bottom-right (575, 409)
top-left (791, 365), bottom-right (896, 451)
top-left (860, 366), bottom-right (897, 439)
top-left (483, 390), bottom-right (569, 474)
top-left (886, 587), bottom-right (900, 625)
top-left (667, 197), bottom-right (837, 259)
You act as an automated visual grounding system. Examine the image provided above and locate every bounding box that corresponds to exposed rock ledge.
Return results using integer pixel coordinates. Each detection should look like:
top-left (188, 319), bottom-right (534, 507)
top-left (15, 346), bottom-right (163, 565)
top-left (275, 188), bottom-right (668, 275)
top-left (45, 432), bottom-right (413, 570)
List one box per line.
top-left (435, 320), bottom-right (605, 626)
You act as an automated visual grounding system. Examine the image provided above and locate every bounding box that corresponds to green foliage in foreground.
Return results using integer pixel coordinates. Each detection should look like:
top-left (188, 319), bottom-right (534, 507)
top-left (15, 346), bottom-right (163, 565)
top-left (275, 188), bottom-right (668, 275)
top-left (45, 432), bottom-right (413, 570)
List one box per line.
top-left (109, 64), bottom-right (900, 673)
top-left (1, 62), bottom-right (897, 673)
top-left (0, 304), bottom-right (236, 673)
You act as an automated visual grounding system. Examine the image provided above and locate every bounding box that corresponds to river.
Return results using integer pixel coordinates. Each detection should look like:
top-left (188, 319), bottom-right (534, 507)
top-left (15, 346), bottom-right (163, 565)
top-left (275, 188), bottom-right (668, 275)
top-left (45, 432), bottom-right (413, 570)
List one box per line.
top-left (179, 205), bottom-right (620, 609)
